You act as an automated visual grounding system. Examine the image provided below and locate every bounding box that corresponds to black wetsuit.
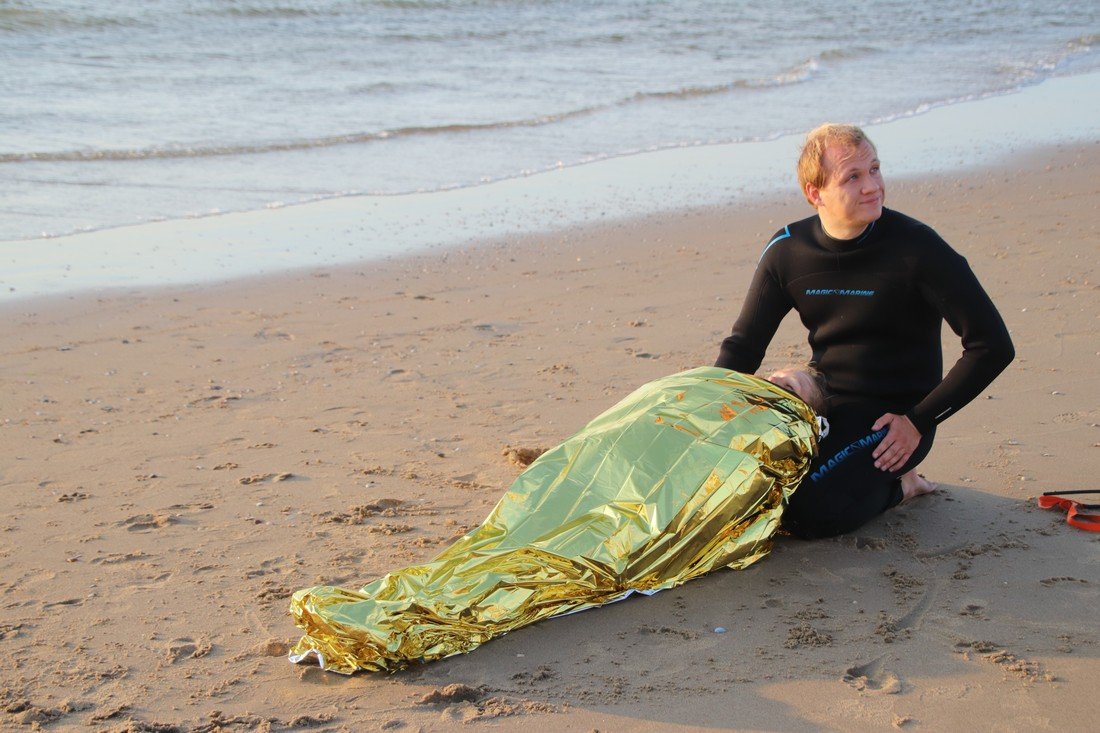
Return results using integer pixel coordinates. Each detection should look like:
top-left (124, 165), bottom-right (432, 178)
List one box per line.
top-left (715, 208), bottom-right (1014, 537)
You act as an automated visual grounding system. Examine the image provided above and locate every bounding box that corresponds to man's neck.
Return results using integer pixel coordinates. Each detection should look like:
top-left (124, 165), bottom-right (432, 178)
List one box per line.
top-left (818, 215), bottom-right (869, 241)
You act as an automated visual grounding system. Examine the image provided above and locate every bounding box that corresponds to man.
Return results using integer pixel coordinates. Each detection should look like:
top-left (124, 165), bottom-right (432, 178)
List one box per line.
top-left (715, 123), bottom-right (1014, 538)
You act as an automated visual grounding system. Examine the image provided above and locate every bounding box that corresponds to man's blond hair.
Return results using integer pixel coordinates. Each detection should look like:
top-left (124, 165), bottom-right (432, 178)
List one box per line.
top-left (797, 123), bottom-right (877, 206)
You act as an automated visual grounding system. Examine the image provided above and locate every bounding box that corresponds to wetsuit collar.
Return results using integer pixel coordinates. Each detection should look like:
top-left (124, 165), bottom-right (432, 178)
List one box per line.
top-left (815, 217), bottom-right (878, 252)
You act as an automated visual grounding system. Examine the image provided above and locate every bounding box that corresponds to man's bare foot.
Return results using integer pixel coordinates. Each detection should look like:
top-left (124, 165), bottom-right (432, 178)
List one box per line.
top-left (900, 470), bottom-right (938, 502)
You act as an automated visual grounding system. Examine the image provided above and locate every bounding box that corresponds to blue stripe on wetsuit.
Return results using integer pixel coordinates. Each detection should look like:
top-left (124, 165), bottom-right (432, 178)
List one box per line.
top-left (759, 226), bottom-right (791, 261)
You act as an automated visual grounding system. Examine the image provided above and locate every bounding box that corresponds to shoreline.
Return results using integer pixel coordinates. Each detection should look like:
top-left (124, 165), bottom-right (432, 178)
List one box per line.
top-left (2, 137), bottom-right (1095, 321)
top-left (2, 135), bottom-right (1098, 730)
top-left (3, 70), bottom-right (1099, 305)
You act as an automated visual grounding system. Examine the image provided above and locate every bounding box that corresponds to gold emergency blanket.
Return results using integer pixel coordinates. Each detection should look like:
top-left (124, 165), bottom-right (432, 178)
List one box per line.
top-left (289, 367), bottom-right (820, 673)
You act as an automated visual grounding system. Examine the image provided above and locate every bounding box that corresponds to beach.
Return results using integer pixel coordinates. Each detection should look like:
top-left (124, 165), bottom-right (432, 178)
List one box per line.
top-left (3, 134), bottom-right (1098, 731)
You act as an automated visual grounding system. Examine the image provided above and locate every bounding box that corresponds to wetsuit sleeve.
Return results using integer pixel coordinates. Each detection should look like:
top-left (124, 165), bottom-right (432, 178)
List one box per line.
top-left (905, 244), bottom-right (1014, 434)
top-left (714, 256), bottom-right (793, 373)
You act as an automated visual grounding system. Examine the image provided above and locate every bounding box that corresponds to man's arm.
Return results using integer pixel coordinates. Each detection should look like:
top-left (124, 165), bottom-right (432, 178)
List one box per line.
top-left (904, 243), bottom-right (1014, 435)
top-left (715, 258), bottom-right (793, 373)
top-left (871, 245), bottom-right (1012, 474)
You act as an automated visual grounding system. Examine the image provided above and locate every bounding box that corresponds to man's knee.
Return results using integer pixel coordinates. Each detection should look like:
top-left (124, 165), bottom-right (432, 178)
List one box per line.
top-left (781, 501), bottom-right (850, 539)
top-left (782, 479), bottom-right (902, 539)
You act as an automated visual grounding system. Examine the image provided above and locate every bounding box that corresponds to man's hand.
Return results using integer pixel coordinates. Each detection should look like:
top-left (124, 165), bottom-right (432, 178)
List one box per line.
top-left (871, 413), bottom-right (921, 472)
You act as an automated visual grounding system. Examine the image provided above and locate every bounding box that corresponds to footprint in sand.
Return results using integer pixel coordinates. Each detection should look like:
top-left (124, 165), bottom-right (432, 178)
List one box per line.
top-left (164, 637), bottom-right (212, 663)
top-left (164, 501), bottom-right (214, 512)
top-left (0, 623), bottom-right (26, 640)
top-left (238, 472), bottom-right (294, 485)
top-left (118, 513), bottom-right (177, 532)
top-left (844, 656), bottom-right (903, 694)
top-left (90, 551), bottom-right (148, 565)
top-left (1039, 576), bottom-right (1089, 586)
top-left (846, 535), bottom-right (887, 550)
top-left (256, 580), bottom-right (291, 607)
top-left (322, 498), bottom-right (424, 525)
top-left (245, 557), bottom-right (287, 579)
top-left (954, 640), bottom-right (1055, 682)
top-left (248, 638), bottom-right (291, 657)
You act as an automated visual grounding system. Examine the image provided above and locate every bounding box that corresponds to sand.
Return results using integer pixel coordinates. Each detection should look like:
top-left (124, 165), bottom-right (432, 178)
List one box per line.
top-left (2, 141), bottom-right (1098, 732)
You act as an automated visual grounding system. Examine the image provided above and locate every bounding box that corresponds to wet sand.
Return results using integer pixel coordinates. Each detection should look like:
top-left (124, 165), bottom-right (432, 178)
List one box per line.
top-left (2, 141), bottom-right (1098, 731)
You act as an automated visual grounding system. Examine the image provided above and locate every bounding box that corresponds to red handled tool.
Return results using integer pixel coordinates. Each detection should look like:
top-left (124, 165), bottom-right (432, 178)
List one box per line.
top-left (1038, 491), bottom-right (1100, 532)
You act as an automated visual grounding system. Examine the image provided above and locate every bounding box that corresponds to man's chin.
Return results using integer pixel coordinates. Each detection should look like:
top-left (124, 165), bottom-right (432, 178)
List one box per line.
top-left (864, 204), bottom-right (884, 222)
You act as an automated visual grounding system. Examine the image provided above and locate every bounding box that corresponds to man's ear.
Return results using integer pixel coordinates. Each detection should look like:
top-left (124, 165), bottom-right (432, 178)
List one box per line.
top-left (804, 181), bottom-right (822, 209)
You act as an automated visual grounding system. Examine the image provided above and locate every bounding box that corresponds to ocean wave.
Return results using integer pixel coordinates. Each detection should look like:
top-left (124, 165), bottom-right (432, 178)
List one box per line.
top-left (994, 36), bottom-right (1100, 81)
top-left (818, 45), bottom-right (881, 62)
top-left (622, 48), bottom-right (872, 104)
top-left (862, 85), bottom-right (1028, 129)
top-left (0, 110), bottom-right (601, 163)
top-left (215, 5), bottom-right (318, 19)
top-left (208, 0), bottom-right (476, 19)
top-left (382, 28), bottom-right (512, 43)
top-left (371, 0), bottom-right (521, 8)
top-left (0, 48), bottom-right (867, 165)
top-left (0, 6), bottom-right (139, 32)
top-left (1067, 33), bottom-right (1100, 51)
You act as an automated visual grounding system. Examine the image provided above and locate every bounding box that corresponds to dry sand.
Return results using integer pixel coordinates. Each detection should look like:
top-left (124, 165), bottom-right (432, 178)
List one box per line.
top-left (2, 141), bottom-right (1098, 732)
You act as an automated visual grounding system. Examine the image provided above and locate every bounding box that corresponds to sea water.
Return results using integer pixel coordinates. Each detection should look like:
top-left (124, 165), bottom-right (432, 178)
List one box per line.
top-left (1, 0), bottom-right (1098, 295)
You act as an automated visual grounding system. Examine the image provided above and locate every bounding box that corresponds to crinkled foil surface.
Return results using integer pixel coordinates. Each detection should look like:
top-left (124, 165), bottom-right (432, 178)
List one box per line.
top-left (289, 367), bottom-right (819, 673)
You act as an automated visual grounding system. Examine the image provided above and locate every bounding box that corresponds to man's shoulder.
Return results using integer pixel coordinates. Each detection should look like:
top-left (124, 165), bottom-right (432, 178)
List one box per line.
top-left (880, 208), bottom-right (940, 238)
top-left (761, 214), bottom-right (818, 258)
top-left (781, 213), bottom-right (821, 236)
top-left (878, 209), bottom-right (969, 276)
top-left (879, 209), bottom-right (955, 251)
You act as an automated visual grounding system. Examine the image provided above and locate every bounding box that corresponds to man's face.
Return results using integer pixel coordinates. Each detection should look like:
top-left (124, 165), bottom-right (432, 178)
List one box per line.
top-left (807, 140), bottom-right (885, 235)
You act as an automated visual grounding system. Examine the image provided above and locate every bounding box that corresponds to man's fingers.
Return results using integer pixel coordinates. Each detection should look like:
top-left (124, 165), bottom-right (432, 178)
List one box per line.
top-left (873, 413), bottom-right (920, 467)
top-left (872, 413), bottom-right (900, 458)
top-left (875, 443), bottom-right (910, 471)
top-left (879, 450), bottom-right (912, 472)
